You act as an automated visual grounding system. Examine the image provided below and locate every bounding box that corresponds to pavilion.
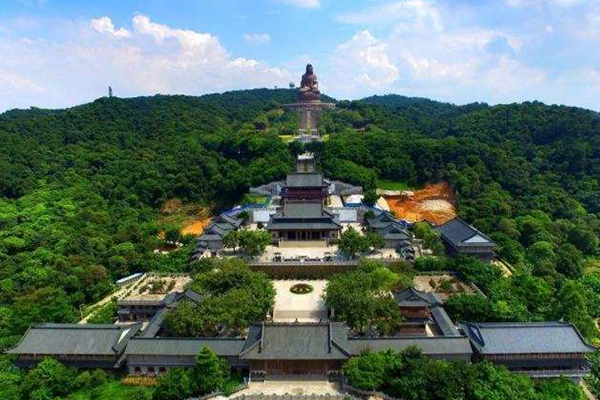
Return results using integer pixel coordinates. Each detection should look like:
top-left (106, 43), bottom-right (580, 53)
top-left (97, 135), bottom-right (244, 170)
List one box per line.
top-left (266, 201), bottom-right (341, 243)
top-left (461, 321), bottom-right (597, 380)
top-left (282, 172), bottom-right (329, 203)
top-left (435, 218), bottom-right (497, 260)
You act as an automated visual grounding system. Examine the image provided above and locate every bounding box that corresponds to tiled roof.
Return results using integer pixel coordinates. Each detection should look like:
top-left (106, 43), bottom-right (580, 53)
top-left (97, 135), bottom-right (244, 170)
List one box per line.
top-left (125, 338), bottom-right (246, 357)
top-left (240, 322), bottom-right (351, 360)
top-left (267, 202), bottom-right (341, 231)
top-left (383, 233), bottom-right (410, 240)
top-left (393, 287), bottom-right (443, 307)
top-left (178, 288), bottom-right (204, 305)
top-left (435, 218), bottom-right (495, 248)
top-left (283, 202), bottom-right (324, 218)
top-left (460, 321), bottom-right (597, 355)
top-left (348, 336), bottom-right (472, 356)
top-left (218, 213), bottom-right (243, 228)
top-left (197, 234), bottom-right (222, 241)
top-left (140, 308), bottom-right (170, 338)
top-left (286, 173), bottom-right (325, 188)
top-left (430, 307), bottom-right (460, 337)
top-left (266, 221), bottom-right (342, 231)
top-left (7, 323), bottom-right (141, 356)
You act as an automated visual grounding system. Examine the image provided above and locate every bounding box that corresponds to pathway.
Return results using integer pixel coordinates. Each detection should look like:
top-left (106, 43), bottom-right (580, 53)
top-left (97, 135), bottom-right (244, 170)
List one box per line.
top-left (78, 279), bottom-right (141, 323)
top-left (235, 380), bottom-right (343, 396)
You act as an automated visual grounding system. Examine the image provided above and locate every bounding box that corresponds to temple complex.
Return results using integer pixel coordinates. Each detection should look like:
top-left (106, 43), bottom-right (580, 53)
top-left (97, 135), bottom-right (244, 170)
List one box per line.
top-left (6, 63), bottom-right (597, 387)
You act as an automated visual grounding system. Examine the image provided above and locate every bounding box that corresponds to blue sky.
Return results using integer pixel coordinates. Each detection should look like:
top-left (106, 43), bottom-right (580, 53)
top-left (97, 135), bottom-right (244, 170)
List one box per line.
top-left (1, 0), bottom-right (600, 111)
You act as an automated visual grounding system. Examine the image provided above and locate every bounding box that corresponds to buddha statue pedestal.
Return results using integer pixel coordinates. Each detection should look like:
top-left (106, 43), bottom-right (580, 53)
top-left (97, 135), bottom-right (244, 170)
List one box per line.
top-left (284, 64), bottom-right (335, 143)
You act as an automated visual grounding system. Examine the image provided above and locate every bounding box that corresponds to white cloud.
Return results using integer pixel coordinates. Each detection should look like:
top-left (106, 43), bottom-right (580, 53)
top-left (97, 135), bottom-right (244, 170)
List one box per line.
top-left (91, 16), bottom-right (130, 38)
top-left (273, 0), bottom-right (320, 8)
top-left (242, 33), bottom-right (271, 44)
top-left (0, 15), bottom-right (293, 111)
top-left (0, 68), bottom-right (43, 93)
top-left (326, 0), bottom-right (554, 105)
top-left (581, 68), bottom-right (600, 86)
top-left (325, 30), bottom-right (399, 97)
top-left (4, 1), bottom-right (600, 111)
top-left (339, 0), bottom-right (442, 32)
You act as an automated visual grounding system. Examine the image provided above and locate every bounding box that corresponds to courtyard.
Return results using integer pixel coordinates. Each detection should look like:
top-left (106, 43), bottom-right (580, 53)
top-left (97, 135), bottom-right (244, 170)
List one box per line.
top-left (413, 274), bottom-right (475, 300)
top-left (272, 280), bottom-right (328, 322)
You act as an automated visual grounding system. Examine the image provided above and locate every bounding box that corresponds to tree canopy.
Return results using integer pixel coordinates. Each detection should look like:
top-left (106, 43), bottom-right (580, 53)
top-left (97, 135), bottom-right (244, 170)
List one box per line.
top-left (163, 259), bottom-right (275, 336)
top-left (324, 261), bottom-right (409, 334)
top-left (343, 347), bottom-right (585, 400)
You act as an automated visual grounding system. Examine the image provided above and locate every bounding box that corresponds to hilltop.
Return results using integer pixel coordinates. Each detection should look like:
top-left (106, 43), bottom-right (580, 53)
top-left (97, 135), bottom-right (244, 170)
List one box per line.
top-left (1, 88), bottom-right (600, 346)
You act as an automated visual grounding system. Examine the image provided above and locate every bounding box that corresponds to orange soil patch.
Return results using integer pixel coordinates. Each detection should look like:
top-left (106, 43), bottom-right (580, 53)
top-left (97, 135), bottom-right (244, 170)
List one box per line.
top-left (159, 198), bottom-right (212, 237)
top-left (181, 217), bottom-right (212, 236)
top-left (384, 182), bottom-right (457, 225)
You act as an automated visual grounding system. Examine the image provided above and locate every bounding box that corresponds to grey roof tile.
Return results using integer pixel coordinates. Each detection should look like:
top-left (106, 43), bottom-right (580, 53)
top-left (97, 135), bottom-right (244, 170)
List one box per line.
top-left (125, 338), bottom-right (246, 357)
top-left (283, 202), bottom-right (324, 218)
top-left (431, 307), bottom-right (460, 337)
top-left (435, 218), bottom-right (496, 247)
top-left (7, 323), bottom-right (141, 356)
top-left (240, 322), bottom-right (351, 360)
top-left (266, 221), bottom-right (342, 230)
top-left (393, 288), bottom-right (443, 307)
top-left (286, 173), bottom-right (325, 188)
top-left (348, 336), bottom-right (472, 356)
top-left (460, 321), bottom-right (597, 354)
top-left (140, 309), bottom-right (170, 338)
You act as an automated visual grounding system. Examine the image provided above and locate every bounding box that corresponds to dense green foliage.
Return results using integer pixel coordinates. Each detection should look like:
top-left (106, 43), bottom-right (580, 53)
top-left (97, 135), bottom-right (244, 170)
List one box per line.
top-left (163, 259), bottom-right (275, 336)
top-left (443, 256), bottom-right (599, 340)
top-left (337, 227), bottom-right (387, 258)
top-left (343, 347), bottom-right (585, 400)
top-left (153, 346), bottom-right (240, 400)
top-left (319, 99), bottom-right (600, 264)
top-left (222, 229), bottom-right (272, 256)
top-left (0, 355), bottom-right (145, 400)
top-left (413, 222), bottom-right (444, 255)
top-left (0, 90), bottom-right (296, 350)
top-left (86, 298), bottom-right (118, 324)
top-left (2, 89), bottom-right (600, 393)
top-left (324, 261), bottom-right (411, 334)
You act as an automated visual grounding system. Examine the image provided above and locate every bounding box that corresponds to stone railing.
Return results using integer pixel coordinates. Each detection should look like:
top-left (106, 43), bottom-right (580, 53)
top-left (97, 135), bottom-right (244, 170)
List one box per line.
top-left (341, 381), bottom-right (405, 400)
top-left (248, 262), bottom-right (359, 279)
top-left (232, 395), bottom-right (357, 400)
top-left (187, 382), bottom-right (249, 400)
top-left (146, 272), bottom-right (189, 277)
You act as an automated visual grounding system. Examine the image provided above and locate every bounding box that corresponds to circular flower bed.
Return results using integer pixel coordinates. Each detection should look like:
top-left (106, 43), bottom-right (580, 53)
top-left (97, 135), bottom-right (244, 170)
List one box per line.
top-left (290, 283), bottom-right (314, 295)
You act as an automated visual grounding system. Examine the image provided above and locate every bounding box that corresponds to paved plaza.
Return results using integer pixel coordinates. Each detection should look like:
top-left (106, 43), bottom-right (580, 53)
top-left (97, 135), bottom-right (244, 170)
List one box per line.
top-left (238, 380), bottom-right (343, 396)
top-left (273, 280), bottom-right (328, 322)
top-left (259, 245), bottom-right (340, 262)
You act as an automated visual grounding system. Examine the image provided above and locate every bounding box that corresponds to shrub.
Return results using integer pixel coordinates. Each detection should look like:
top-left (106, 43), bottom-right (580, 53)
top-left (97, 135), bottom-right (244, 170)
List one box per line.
top-left (290, 283), bottom-right (313, 294)
top-left (414, 256), bottom-right (454, 271)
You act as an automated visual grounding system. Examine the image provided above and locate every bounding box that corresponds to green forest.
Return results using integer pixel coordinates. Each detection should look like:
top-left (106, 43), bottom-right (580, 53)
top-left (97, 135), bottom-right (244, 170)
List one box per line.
top-left (1, 89), bottom-right (600, 398)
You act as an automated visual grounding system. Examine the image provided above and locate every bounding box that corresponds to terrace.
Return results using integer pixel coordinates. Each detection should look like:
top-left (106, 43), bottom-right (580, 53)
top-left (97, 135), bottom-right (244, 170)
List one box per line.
top-left (272, 280), bottom-right (328, 322)
top-left (255, 244), bottom-right (404, 264)
top-left (120, 275), bottom-right (191, 302)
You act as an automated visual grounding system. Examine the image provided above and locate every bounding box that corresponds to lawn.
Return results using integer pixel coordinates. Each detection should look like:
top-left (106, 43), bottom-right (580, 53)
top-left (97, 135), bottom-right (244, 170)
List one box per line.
top-left (279, 134), bottom-right (294, 143)
top-left (71, 380), bottom-right (153, 400)
top-left (377, 179), bottom-right (415, 191)
top-left (242, 193), bottom-right (268, 205)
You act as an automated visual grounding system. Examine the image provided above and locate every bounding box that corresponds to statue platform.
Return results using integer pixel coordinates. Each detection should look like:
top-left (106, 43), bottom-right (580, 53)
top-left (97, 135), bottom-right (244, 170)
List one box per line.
top-left (283, 100), bottom-right (335, 110)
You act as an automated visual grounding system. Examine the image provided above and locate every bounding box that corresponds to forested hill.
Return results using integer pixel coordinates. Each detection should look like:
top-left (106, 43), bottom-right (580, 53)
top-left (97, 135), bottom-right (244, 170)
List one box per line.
top-left (1, 89), bottom-right (600, 350)
top-left (360, 93), bottom-right (457, 110)
top-left (0, 89), bottom-right (301, 202)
